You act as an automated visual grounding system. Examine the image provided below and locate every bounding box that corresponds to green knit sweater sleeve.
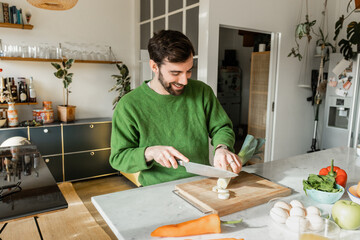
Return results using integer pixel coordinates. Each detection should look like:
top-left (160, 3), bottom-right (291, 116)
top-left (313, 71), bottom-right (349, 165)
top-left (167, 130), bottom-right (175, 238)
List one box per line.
top-left (109, 99), bottom-right (153, 173)
top-left (204, 85), bottom-right (235, 153)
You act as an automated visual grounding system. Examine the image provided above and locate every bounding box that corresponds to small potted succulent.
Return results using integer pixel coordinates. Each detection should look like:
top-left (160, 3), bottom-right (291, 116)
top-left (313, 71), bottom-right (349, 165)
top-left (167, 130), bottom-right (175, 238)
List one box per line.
top-left (51, 58), bottom-right (76, 122)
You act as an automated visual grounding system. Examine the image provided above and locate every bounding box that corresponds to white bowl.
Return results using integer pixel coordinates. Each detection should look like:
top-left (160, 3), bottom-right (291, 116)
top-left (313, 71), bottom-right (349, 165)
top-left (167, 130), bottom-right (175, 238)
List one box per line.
top-left (347, 185), bottom-right (360, 205)
top-left (0, 118), bottom-right (6, 128)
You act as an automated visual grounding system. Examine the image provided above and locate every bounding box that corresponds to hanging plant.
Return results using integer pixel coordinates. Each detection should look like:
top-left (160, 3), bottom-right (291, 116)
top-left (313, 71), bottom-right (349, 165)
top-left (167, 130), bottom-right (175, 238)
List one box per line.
top-left (288, 14), bottom-right (317, 61)
top-left (315, 28), bottom-right (336, 63)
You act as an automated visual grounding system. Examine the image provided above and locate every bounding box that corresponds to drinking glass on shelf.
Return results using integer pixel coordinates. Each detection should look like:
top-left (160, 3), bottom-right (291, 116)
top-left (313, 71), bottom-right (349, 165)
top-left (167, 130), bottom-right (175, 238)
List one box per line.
top-left (81, 51), bottom-right (88, 61)
top-left (89, 51), bottom-right (96, 61)
top-left (21, 45), bottom-right (29, 58)
top-left (43, 44), bottom-right (51, 59)
top-left (38, 44), bottom-right (45, 59)
top-left (28, 45), bottom-right (36, 58)
top-left (56, 46), bottom-right (63, 59)
top-left (8, 45), bottom-right (16, 57)
top-left (49, 46), bottom-right (57, 59)
top-left (2, 44), bottom-right (9, 57)
top-left (12, 45), bottom-right (21, 57)
top-left (102, 45), bottom-right (111, 61)
top-left (35, 45), bottom-right (41, 58)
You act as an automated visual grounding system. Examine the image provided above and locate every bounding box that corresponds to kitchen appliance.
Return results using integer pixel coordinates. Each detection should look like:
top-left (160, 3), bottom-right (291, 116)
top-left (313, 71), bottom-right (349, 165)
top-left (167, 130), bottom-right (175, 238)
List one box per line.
top-left (322, 53), bottom-right (360, 149)
top-left (0, 144), bottom-right (67, 222)
top-left (177, 160), bottom-right (238, 178)
top-left (174, 171), bottom-right (291, 216)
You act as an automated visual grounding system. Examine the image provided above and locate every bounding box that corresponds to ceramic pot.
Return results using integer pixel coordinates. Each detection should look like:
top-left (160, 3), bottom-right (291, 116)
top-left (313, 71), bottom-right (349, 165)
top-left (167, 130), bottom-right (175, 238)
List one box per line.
top-left (7, 102), bottom-right (19, 127)
top-left (33, 109), bottom-right (54, 123)
top-left (315, 46), bottom-right (322, 55)
top-left (43, 101), bottom-right (53, 110)
top-left (57, 105), bottom-right (76, 122)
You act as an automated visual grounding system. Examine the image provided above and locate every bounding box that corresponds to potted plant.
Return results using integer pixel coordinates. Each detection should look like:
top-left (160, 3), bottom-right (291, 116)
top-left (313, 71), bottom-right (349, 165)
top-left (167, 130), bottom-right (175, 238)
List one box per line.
top-left (334, 0), bottom-right (360, 60)
top-left (109, 63), bottom-right (131, 109)
top-left (51, 58), bottom-right (76, 122)
top-left (288, 14), bottom-right (317, 61)
top-left (315, 28), bottom-right (336, 62)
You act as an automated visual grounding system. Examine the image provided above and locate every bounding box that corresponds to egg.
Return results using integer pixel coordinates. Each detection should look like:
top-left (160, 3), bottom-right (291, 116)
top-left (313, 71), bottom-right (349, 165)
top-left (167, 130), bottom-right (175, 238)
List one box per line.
top-left (290, 200), bottom-right (304, 209)
top-left (306, 214), bottom-right (324, 231)
top-left (270, 207), bottom-right (289, 224)
top-left (274, 201), bottom-right (291, 212)
top-left (306, 206), bottom-right (321, 216)
top-left (290, 207), bottom-right (306, 217)
top-left (286, 216), bottom-right (309, 232)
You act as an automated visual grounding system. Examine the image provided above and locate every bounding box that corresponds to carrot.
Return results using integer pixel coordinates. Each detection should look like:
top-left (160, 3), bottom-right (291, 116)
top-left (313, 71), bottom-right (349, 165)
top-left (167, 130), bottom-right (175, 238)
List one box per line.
top-left (151, 214), bottom-right (221, 237)
top-left (185, 238), bottom-right (244, 240)
top-left (357, 181), bottom-right (360, 197)
top-left (210, 238), bottom-right (244, 240)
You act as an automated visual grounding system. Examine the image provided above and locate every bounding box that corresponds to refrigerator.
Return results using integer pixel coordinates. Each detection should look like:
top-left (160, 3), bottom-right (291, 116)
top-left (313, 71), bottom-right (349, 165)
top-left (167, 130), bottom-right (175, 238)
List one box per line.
top-left (321, 53), bottom-right (360, 149)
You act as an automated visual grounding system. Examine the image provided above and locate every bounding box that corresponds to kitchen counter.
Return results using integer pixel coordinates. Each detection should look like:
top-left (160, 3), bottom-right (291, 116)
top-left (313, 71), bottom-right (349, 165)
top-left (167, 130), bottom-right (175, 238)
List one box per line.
top-left (91, 147), bottom-right (360, 240)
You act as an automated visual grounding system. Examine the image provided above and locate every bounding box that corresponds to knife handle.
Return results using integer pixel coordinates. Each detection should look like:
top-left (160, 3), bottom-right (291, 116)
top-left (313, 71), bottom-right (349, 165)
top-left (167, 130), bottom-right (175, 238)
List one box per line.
top-left (176, 159), bottom-right (185, 166)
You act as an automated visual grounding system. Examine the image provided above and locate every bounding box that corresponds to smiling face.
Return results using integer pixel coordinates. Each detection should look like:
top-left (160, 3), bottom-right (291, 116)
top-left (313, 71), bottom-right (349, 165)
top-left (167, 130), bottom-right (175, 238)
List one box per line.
top-left (150, 55), bottom-right (193, 96)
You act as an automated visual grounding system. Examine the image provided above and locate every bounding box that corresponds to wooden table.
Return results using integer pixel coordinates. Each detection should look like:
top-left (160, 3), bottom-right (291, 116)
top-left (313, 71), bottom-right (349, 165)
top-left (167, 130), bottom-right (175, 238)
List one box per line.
top-left (0, 183), bottom-right (110, 240)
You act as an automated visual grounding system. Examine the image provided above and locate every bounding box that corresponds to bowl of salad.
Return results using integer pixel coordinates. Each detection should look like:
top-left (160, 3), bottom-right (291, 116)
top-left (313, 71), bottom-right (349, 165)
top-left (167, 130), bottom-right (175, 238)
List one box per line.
top-left (303, 174), bottom-right (345, 204)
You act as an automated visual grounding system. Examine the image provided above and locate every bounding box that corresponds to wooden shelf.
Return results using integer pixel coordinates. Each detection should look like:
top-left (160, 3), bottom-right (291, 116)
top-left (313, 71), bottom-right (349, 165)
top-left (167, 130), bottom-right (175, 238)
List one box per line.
top-left (0, 22), bottom-right (33, 30)
top-left (0, 102), bottom-right (38, 107)
top-left (0, 57), bottom-right (122, 64)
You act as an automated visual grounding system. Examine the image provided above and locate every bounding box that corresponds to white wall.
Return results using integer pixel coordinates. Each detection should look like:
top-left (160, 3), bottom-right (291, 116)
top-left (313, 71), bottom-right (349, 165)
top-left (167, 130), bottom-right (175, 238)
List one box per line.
top-left (198, 0), bottom-right (337, 160)
top-left (0, 0), bottom-right (136, 121)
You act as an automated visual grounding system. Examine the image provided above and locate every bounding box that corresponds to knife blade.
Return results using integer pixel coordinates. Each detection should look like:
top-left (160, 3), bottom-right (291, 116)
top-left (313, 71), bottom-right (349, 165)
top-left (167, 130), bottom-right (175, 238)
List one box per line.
top-left (177, 160), bottom-right (238, 178)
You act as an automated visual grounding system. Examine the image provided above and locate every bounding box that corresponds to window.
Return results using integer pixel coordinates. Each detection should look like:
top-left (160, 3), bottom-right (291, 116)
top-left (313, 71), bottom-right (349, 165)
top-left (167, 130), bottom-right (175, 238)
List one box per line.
top-left (139, 0), bottom-right (199, 82)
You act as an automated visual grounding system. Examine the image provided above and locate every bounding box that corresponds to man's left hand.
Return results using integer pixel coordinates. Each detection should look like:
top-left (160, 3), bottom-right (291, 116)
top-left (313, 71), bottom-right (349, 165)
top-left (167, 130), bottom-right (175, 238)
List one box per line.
top-left (214, 148), bottom-right (242, 174)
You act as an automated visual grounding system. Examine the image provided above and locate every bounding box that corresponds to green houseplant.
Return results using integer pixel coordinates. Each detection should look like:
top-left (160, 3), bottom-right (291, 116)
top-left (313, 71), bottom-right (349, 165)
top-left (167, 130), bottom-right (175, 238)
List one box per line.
top-left (109, 63), bottom-right (131, 109)
top-left (288, 14), bottom-right (317, 61)
top-left (334, 0), bottom-right (360, 60)
top-left (316, 28), bottom-right (336, 62)
top-left (51, 58), bottom-right (76, 122)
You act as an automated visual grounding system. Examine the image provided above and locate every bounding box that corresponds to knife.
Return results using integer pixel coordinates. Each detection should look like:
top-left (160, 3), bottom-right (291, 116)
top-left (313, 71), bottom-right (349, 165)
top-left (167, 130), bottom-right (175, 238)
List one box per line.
top-left (177, 160), bottom-right (238, 178)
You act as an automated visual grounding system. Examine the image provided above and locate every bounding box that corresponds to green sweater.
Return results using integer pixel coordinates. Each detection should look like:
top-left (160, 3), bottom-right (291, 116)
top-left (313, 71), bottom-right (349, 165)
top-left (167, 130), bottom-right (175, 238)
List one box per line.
top-left (109, 79), bottom-right (235, 186)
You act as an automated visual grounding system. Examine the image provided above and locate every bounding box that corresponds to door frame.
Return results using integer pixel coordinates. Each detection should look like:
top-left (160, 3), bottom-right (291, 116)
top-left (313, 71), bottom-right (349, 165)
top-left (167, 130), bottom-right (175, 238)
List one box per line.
top-left (215, 25), bottom-right (281, 162)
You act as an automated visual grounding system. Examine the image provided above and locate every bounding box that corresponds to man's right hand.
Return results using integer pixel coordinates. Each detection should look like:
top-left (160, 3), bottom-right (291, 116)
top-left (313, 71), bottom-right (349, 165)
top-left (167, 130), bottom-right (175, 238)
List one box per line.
top-left (144, 146), bottom-right (189, 169)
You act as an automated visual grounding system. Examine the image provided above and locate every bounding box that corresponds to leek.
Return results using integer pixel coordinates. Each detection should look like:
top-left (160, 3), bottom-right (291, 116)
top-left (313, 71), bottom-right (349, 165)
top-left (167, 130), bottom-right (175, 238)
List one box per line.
top-left (238, 135), bottom-right (265, 165)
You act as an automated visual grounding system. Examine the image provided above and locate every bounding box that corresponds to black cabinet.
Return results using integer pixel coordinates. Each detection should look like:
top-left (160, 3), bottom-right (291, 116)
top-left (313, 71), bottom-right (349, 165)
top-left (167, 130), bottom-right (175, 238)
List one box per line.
top-left (29, 126), bottom-right (62, 156)
top-left (63, 122), bottom-right (111, 152)
top-left (0, 128), bottom-right (28, 145)
top-left (43, 155), bottom-right (63, 182)
top-left (0, 119), bottom-right (114, 182)
top-left (64, 149), bottom-right (115, 181)
top-left (62, 121), bottom-right (114, 181)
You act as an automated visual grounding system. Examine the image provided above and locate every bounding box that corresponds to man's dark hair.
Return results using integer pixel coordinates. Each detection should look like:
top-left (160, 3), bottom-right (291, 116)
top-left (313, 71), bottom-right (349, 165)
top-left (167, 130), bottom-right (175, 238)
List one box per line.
top-left (148, 30), bottom-right (195, 67)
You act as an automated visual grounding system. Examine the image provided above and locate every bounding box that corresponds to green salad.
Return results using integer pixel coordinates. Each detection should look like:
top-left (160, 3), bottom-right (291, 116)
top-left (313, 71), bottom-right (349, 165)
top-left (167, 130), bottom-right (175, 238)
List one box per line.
top-left (303, 174), bottom-right (343, 194)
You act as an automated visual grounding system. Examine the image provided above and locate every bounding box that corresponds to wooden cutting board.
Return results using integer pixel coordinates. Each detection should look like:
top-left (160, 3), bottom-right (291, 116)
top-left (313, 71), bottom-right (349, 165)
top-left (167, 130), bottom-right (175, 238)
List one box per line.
top-left (175, 171), bottom-right (291, 216)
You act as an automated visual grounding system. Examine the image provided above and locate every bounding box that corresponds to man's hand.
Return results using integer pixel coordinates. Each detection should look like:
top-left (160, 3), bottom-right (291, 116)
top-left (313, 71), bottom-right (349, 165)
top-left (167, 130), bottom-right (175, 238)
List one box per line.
top-left (213, 148), bottom-right (242, 174)
top-left (145, 146), bottom-right (189, 168)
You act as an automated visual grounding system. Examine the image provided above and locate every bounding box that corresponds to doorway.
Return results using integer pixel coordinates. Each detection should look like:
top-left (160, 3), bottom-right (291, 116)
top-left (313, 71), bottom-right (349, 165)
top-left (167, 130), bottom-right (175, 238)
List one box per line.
top-left (217, 26), bottom-right (275, 163)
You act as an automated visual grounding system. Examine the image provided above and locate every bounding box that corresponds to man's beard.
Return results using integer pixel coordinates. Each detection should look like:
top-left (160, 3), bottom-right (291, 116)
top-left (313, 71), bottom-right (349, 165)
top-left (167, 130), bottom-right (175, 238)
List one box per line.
top-left (158, 71), bottom-right (185, 96)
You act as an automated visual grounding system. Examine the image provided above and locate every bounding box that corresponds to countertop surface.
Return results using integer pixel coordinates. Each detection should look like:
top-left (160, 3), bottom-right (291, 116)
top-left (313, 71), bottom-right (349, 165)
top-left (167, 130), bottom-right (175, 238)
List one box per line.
top-left (92, 147), bottom-right (360, 240)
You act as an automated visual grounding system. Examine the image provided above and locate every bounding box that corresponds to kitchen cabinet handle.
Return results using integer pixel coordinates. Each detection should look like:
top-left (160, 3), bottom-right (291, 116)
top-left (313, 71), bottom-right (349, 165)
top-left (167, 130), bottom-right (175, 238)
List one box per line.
top-left (44, 129), bottom-right (49, 133)
top-left (90, 152), bottom-right (95, 156)
top-left (89, 124), bottom-right (94, 128)
top-left (45, 158), bottom-right (50, 163)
